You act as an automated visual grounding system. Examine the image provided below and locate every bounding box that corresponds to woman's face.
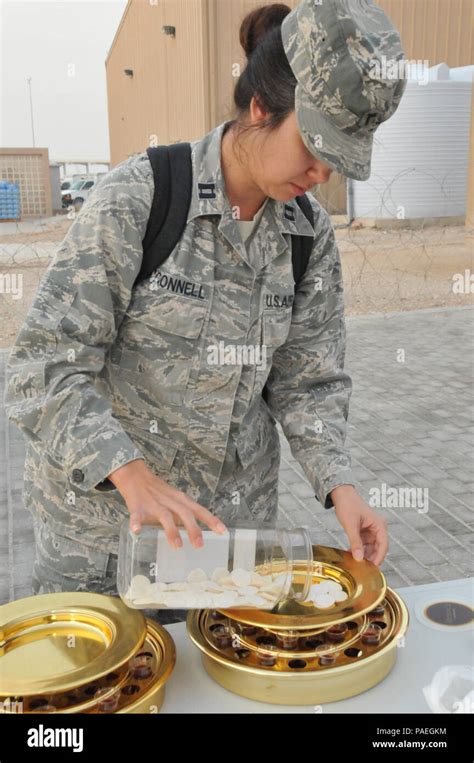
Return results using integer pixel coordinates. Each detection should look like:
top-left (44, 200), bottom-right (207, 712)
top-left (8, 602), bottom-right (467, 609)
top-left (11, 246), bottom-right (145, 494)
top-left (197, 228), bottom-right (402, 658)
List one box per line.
top-left (249, 106), bottom-right (334, 201)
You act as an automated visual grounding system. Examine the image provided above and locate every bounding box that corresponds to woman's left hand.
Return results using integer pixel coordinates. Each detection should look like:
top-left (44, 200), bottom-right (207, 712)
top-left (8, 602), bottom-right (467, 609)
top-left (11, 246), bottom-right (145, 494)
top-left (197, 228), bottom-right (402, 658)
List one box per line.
top-left (329, 485), bottom-right (389, 566)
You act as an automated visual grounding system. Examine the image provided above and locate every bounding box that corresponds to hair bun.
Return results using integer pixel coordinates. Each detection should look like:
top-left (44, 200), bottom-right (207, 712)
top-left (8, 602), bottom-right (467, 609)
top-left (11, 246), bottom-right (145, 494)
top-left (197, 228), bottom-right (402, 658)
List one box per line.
top-left (239, 3), bottom-right (291, 58)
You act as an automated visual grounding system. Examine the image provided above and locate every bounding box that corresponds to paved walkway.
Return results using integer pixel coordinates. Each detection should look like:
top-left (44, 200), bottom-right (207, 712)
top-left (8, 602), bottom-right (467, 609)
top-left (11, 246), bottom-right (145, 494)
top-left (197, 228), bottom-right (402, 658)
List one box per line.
top-left (1, 306), bottom-right (473, 605)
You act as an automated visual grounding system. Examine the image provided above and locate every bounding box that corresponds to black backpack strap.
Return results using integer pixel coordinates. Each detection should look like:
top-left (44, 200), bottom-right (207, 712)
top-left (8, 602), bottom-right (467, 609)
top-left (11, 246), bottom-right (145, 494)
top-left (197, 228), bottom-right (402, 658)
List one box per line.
top-left (137, 143), bottom-right (314, 293)
top-left (291, 193), bottom-right (315, 287)
top-left (261, 195), bottom-right (315, 405)
top-left (135, 142), bottom-right (192, 288)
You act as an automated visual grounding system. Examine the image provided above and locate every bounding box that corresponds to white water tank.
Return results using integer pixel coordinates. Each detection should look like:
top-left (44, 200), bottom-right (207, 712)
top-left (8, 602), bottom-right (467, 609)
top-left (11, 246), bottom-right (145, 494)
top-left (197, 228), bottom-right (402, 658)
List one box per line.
top-left (351, 64), bottom-right (473, 220)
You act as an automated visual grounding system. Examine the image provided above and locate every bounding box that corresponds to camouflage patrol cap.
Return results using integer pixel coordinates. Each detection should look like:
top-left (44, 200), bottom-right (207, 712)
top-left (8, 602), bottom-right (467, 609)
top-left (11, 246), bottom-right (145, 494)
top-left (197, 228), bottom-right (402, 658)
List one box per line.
top-left (281, 0), bottom-right (407, 180)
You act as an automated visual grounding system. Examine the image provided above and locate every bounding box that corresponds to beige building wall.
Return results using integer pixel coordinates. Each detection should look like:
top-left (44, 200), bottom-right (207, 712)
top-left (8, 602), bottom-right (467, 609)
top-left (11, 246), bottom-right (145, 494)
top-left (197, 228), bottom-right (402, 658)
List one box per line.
top-left (466, 82), bottom-right (474, 229)
top-left (106, 0), bottom-right (473, 217)
top-left (0, 148), bottom-right (52, 219)
top-left (106, 0), bottom-right (212, 164)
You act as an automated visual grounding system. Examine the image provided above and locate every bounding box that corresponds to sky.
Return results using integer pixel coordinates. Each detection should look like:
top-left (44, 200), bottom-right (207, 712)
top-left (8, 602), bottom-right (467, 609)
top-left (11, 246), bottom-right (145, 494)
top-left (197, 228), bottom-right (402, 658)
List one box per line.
top-left (1, 0), bottom-right (128, 164)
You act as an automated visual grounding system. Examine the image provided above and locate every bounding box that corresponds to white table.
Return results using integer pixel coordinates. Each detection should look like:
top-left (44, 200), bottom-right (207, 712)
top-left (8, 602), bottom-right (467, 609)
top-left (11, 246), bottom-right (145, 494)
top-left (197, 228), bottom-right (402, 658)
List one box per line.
top-left (160, 577), bottom-right (473, 713)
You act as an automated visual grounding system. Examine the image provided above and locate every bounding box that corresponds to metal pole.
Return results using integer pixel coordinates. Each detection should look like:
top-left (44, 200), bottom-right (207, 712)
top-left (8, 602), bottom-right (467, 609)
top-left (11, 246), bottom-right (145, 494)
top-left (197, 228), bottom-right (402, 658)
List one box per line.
top-left (334, 177), bottom-right (354, 230)
top-left (26, 77), bottom-right (35, 147)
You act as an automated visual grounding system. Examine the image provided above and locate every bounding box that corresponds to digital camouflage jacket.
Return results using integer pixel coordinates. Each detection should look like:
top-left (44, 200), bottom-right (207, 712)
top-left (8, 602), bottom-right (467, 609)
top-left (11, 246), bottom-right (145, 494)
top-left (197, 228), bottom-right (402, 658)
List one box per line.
top-left (4, 120), bottom-right (355, 554)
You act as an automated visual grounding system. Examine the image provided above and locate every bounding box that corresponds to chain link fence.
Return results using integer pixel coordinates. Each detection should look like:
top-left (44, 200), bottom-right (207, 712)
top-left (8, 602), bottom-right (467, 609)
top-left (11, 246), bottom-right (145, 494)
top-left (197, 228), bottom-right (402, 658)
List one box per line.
top-left (0, 179), bottom-right (472, 349)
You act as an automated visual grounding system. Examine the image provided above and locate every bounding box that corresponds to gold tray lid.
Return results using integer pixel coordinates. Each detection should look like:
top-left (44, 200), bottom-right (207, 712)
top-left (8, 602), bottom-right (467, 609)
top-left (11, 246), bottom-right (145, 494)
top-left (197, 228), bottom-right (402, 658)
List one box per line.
top-left (221, 545), bottom-right (387, 631)
top-left (0, 593), bottom-right (147, 696)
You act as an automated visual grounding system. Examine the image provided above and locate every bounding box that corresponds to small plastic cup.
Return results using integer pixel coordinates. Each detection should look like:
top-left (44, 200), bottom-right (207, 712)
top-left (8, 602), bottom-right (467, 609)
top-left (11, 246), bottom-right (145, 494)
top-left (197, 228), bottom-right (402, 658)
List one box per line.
top-left (129, 652), bottom-right (154, 680)
top-left (361, 623), bottom-right (383, 645)
top-left (326, 622), bottom-right (348, 643)
top-left (94, 687), bottom-right (121, 712)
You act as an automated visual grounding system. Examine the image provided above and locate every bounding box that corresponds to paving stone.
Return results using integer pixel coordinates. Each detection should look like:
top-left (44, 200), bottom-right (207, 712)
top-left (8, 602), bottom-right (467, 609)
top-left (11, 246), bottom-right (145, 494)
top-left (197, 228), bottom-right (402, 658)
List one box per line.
top-left (432, 562), bottom-right (472, 582)
top-left (391, 558), bottom-right (438, 583)
top-left (417, 527), bottom-right (471, 549)
top-left (383, 572), bottom-right (411, 589)
top-left (430, 547), bottom-right (473, 574)
top-left (401, 543), bottom-right (451, 566)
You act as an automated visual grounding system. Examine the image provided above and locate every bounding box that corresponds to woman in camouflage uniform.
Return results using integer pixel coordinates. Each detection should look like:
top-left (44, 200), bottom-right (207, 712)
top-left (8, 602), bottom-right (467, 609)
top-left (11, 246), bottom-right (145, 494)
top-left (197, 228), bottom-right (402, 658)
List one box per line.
top-left (4, 1), bottom-right (406, 625)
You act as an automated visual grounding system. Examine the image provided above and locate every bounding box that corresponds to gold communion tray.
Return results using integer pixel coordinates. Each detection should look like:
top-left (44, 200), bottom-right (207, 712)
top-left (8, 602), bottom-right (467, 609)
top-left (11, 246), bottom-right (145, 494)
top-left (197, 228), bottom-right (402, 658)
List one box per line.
top-left (0, 593), bottom-right (176, 713)
top-left (0, 592), bottom-right (147, 695)
top-left (222, 545), bottom-right (387, 631)
top-left (187, 586), bottom-right (409, 706)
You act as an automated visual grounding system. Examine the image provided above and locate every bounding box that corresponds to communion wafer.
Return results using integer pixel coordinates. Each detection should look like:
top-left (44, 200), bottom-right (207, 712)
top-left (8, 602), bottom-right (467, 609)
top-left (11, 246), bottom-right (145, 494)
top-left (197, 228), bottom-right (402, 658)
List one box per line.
top-left (312, 593), bottom-right (336, 608)
top-left (260, 583), bottom-right (283, 594)
top-left (128, 567), bottom-right (284, 609)
top-left (230, 568), bottom-right (253, 587)
top-left (250, 573), bottom-right (268, 588)
top-left (188, 580), bottom-right (210, 591)
top-left (218, 575), bottom-right (238, 588)
top-left (151, 583), bottom-right (167, 596)
top-left (310, 580), bottom-right (342, 593)
top-left (211, 567), bottom-right (229, 582)
top-left (244, 595), bottom-right (269, 608)
top-left (201, 581), bottom-right (228, 594)
top-left (260, 590), bottom-right (279, 602)
top-left (212, 592), bottom-right (241, 608)
top-left (154, 593), bottom-right (189, 608)
top-left (187, 568), bottom-right (208, 583)
top-left (319, 580), bottom-right (343, 593)
top-left (238, 585), bottom-right (260, 596)
top-left (130, 575), bottom-right (151, 596)
top-left (132, 594), bottom-right (164, 607)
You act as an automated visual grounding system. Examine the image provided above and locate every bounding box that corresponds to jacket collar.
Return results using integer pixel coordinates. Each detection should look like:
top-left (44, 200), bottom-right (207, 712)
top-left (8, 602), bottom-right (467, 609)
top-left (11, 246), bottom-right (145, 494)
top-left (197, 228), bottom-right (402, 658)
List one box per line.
top-left (186, 120), bottom-right (315, 239)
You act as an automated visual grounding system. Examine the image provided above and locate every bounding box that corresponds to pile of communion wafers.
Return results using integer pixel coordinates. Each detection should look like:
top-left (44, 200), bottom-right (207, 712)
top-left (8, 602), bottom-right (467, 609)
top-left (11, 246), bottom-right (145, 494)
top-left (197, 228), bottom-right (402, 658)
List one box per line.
top-left (125, 567), bottom-right (348, 609)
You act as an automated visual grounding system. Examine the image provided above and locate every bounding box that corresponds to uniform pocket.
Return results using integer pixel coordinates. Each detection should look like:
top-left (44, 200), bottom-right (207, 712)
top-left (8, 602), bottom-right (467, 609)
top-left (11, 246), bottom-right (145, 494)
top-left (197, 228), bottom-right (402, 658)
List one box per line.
top-left (262, 307), bottom-right (293, 349)
top-left (234, 399), bottom-right (279, 470)
top-left (56, 288), bottom-right (95, 343)
top-left (124, 291), bottom-right (209, 339)
top-left (144, 293), bottom-right (208, 338)
top-left (121, 420), bottom-right (180, 478)
top-left (32, 522), bottom-right (116, 594)
top-left (109, 293), bottom-right (210, 411)
top-left (253, 308), bottom-right (293, 393)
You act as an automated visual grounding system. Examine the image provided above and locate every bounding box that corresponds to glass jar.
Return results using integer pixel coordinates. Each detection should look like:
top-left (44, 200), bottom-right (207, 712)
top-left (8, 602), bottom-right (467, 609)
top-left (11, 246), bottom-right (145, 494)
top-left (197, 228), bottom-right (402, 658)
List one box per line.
top-left (117, 519), bottom-right (314, 611)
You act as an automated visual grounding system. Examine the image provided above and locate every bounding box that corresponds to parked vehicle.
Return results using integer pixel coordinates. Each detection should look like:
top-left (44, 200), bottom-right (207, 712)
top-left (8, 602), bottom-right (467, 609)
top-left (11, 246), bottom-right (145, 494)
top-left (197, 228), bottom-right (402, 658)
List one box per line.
top-left (61, 179), bottom-right (95, 211)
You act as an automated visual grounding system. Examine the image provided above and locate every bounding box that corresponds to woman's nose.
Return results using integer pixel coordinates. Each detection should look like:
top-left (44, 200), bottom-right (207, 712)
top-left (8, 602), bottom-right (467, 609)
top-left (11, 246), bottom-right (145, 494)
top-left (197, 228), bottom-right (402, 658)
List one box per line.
top-left (308, 162), bottom-right (333, 185)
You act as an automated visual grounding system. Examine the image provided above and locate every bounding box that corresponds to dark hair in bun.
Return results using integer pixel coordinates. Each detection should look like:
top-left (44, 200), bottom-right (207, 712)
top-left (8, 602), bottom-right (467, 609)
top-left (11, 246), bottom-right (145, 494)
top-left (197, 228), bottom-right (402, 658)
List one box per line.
top-left (226, 4), bottom-right (297, 141)
top-left (239, 3), bottom-right (290, 58)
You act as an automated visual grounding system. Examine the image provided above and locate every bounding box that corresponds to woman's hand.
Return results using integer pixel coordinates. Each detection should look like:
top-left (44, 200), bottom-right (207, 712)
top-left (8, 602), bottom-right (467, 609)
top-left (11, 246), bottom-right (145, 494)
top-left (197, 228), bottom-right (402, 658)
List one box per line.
top-left (108, 458), bottom-right (228, 549)
top-left (329, 485), bottom-right (388, 566)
